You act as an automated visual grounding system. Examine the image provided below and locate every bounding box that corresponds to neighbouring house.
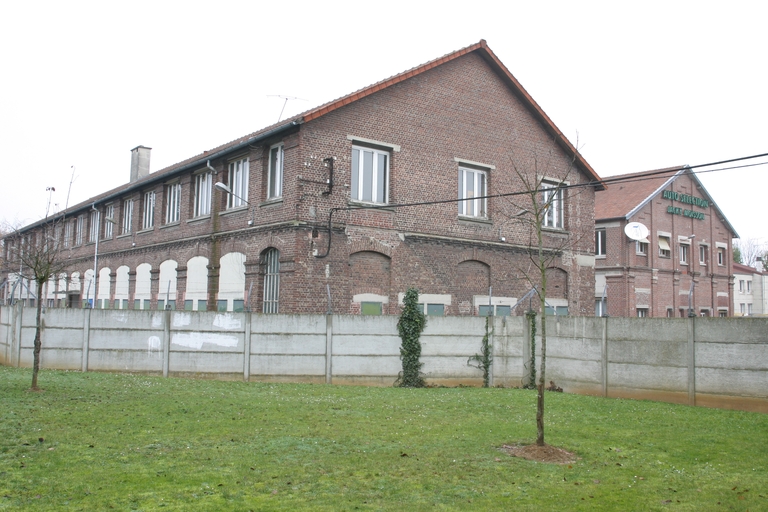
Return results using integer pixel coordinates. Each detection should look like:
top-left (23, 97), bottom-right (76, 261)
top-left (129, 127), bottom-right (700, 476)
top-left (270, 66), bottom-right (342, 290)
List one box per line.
top-left (594, 166), bottom-right (738, 317)
top-left (733, 262), bottom-right (768, 316)
top-left (2, 40), bottom-right (605, 316)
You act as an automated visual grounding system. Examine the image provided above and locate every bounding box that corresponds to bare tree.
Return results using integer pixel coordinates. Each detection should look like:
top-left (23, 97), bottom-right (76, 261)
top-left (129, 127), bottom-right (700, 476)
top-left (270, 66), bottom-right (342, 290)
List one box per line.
top-left (498, 142), bottom-right (592, 447)
top-left (4, 207), bottom-right (69, 390)
top-left (734, 238), bottom-right (768, 270)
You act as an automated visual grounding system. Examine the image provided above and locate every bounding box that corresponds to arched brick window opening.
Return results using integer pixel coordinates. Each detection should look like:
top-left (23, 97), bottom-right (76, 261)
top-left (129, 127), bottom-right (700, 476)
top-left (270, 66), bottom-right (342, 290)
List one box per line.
top-left (261, 248), bottom-right (280, 314)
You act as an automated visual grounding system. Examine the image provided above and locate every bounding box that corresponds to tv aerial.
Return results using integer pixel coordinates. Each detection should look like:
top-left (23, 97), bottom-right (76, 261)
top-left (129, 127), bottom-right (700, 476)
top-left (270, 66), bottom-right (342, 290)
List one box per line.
top-left (268, 95), bottom-right (307, 123)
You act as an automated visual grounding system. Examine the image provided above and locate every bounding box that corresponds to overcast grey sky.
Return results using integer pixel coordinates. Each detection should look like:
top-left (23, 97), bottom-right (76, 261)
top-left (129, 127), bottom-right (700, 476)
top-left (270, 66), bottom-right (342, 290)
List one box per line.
top-left (2, 0), bottom-right (766, 242)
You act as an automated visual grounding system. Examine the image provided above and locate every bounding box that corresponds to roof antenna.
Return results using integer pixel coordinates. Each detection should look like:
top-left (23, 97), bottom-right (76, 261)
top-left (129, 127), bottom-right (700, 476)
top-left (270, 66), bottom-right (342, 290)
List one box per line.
top-left (268, 95), bottom-right (307, 122)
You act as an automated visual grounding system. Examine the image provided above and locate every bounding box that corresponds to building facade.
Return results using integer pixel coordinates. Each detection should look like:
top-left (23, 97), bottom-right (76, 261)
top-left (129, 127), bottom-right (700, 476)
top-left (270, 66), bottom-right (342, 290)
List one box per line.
top-left (3, 41), bottom-right (603, 316)
top-left (733, 262), bottom-right (768, 316)
top-left (594, 167), bottom-right (737, 317)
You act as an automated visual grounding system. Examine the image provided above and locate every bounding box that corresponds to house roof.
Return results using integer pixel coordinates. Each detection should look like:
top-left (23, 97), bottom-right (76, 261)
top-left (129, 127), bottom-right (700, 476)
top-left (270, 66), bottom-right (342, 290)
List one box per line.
top-left (733, 263), bottom-right (757, 274)
top-left (595, 166), bottom-right (739, 238)
top-left (18, 40), bottom-right (603, 232)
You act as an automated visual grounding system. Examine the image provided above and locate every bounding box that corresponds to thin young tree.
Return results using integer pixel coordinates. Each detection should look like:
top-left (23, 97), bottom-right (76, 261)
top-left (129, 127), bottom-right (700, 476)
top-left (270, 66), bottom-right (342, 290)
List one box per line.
top-left (500, 142), bottom-right (592, 446)
top-left (5, 198), bottom-right (69, 390)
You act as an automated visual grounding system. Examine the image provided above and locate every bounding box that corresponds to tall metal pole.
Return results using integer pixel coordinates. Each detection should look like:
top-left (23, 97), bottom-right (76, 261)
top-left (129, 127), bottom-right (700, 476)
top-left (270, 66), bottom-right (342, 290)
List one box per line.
top-left (92, 209), bottom-right (100, 309)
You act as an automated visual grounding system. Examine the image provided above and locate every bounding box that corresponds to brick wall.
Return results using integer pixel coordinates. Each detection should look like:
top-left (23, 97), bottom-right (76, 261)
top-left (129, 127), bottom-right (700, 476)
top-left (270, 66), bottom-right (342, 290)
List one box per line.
top-left (4, 53), bottom-right (597, 316)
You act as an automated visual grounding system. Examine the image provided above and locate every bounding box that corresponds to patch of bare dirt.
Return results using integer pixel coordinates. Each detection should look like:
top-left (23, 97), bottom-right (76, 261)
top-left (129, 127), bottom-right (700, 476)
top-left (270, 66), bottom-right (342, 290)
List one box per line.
top-left (500, 443), bottom-right (578, 464)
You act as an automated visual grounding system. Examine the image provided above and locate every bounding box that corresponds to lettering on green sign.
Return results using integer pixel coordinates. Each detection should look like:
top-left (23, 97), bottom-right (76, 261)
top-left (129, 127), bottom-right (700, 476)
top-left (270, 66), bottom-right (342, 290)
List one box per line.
top-left (666, 205), bottom-right (705, 220)
top-left (662, 189), bottom-right (709, 208)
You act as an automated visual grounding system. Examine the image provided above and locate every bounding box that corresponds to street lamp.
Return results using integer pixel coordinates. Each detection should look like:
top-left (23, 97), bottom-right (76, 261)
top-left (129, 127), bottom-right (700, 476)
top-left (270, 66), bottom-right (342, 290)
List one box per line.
top-left (90, 207), bottom-right (115, 308)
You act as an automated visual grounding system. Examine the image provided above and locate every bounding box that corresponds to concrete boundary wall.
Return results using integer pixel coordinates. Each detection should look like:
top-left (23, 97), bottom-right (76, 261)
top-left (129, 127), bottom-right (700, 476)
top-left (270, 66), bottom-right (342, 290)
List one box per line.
top-left (0, 306), bottom-right (766, 412)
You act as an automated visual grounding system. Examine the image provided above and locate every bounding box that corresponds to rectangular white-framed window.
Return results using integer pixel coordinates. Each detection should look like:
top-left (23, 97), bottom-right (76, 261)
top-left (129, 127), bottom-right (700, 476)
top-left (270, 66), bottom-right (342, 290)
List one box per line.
top-left (595, 228), bottom-right (606, 256)
top-left (739, 280), bottom-right (745, 292)
top-left (268, 144), bottom-right (284, 200)
top-left (658, 235), bottom-right (671, 258)
top-left (636, 240), bottom-right (648, 255)
top-left (227, 157), bottom-right (249, 208)
top-left (458, 166), bottom-right (487, 218)
top-left (142, 191), bottom-right (155, 229)
top-left (740, 303), bottom-right (745, 315)
top-left (716, 243), bottom-right (727, 266)
top-left (699, 244), bottom-right (708, 266)
top-left (122, 199), bottom-right (133, 235)
top-left (679, 242), bottom-right (689, 265)
top-left (88, 210), bottom-right (99, 243)
top-left (748, 303), bottom-right (753, 315)
top-left (747, 281), bottom-right (751, 293)
top-left (64, 221), bottom-right (72, 248)
top-left (637, 307), bottom-right (649, 317)
top-left (541, 181), bottom-right (564, 229)
top-left (75, 215), bottom-right (84, 246)
top-left (193, 172), bottom-right (212, 217)
top-left (104, 204), bottom-right (114, 239)
top-left (718, 309), bottom-right (728, 317)
top-left (351, 145), bottom-right (388, 204)
top-left (165, 182), bottom-right (181, 224)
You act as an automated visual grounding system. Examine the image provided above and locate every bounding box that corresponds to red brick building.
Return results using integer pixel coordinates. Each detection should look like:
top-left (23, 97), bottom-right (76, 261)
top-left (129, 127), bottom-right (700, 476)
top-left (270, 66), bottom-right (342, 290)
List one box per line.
top-left (594, 166), bottom-right (737, 317)
top-left (3, 41), bottom-right (604, 316)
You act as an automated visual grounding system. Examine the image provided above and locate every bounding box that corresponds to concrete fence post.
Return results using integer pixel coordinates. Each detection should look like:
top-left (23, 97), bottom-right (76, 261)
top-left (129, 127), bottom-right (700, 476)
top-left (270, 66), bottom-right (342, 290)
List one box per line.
top-left (163, 310), bottom-right (171, 378)
top-left (243, 312), bottom-right (252, 382)
top-left (522, 312), bottom-right (531, 386)
top-left (687, 316), bottom-right (696, 406)
top-left (325, 314), bottom-right (333, 384)
top-left (81, 308), bottom-right (91, 372)
top-left (601, 316), bottom-right (609, 397)
top-left (11, 303), bottom-right (21, 367)
top-left (15, 303), bottom-right (24, 367)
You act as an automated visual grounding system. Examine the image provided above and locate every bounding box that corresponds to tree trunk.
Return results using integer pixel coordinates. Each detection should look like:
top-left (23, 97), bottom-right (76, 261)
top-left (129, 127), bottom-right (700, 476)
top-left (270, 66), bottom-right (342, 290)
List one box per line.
top-left (536, 226), bottom-right (548, 446)
top-left (31, 280), bottom-right (44, 390)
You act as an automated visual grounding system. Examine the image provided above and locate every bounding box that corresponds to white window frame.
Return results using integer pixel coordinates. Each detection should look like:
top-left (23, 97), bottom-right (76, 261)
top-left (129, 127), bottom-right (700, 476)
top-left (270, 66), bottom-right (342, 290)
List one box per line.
top-left (104, 204), bottom-right (114, 239)
top-left (747, 280), bottom-right (751, 293)
top-left (193, 172), bottom-right (212, 217)
top-left (165, 182), bottom-right (181, 224)
top-left (142, 191), bottom-right (155, 230)
top-left (595, 228), bottom-right (606, 257)
top-left (458, 166), bottom-right (487, 218)
top-left (541, 181), bottom-right (564, 229)
top-left (716, 244), bottom-right (726, 266)
top-left (637, 307), bottom-right (649, 317)
top-left (75, 215), bottom-right (84, 246)
top-left (636, 240), bottom-right (648, 255)
top-left (351, 145), bottom-right (389, 204)
top-left (699, 244), bottom-right (708, 266)
top-left (88, 210), bottom-right (99, 243)
top-left (268, 144), bottom-right (284, 200)
top-left (64, 221), bottom-right (72, 248)
top-left (658, 235), bottom-right (671, 258)
top-left (679, 241), bottom-right (690, 265)
top-left (227, 157), bottom-right (249, 208)
top-left (122, 199), bottom-right (134, 235)
top-left (739, 280), bottom-right (744, 292)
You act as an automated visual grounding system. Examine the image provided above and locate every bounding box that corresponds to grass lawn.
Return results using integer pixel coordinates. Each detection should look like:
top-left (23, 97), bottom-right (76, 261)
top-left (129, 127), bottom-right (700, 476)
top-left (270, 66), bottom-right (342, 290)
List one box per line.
top-left (1, 366), bottom-right (766, 511)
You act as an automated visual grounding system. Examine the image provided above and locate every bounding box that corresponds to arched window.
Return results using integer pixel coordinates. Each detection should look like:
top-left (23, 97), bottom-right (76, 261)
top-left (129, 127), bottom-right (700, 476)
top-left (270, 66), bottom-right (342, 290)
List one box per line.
top-left (261, 248), bottom-right (279, 314)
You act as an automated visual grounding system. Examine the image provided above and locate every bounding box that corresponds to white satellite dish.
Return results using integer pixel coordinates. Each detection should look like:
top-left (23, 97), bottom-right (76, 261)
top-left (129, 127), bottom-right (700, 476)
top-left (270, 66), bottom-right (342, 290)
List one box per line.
top-left (624, 222), bottom-right (649, 241)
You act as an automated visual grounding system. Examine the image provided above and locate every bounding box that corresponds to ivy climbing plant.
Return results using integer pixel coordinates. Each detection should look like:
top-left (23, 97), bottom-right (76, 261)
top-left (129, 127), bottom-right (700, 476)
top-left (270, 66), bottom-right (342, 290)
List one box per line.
top-left (468, 316), bottom-right (493, 387)
top-left (395, 287), bottom-right (427, 387)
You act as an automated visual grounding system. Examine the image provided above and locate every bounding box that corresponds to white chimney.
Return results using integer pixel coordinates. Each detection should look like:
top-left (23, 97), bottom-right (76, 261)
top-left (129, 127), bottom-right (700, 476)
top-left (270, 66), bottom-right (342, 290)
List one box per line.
top-left (130, 146), bottom-right (152, 182)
